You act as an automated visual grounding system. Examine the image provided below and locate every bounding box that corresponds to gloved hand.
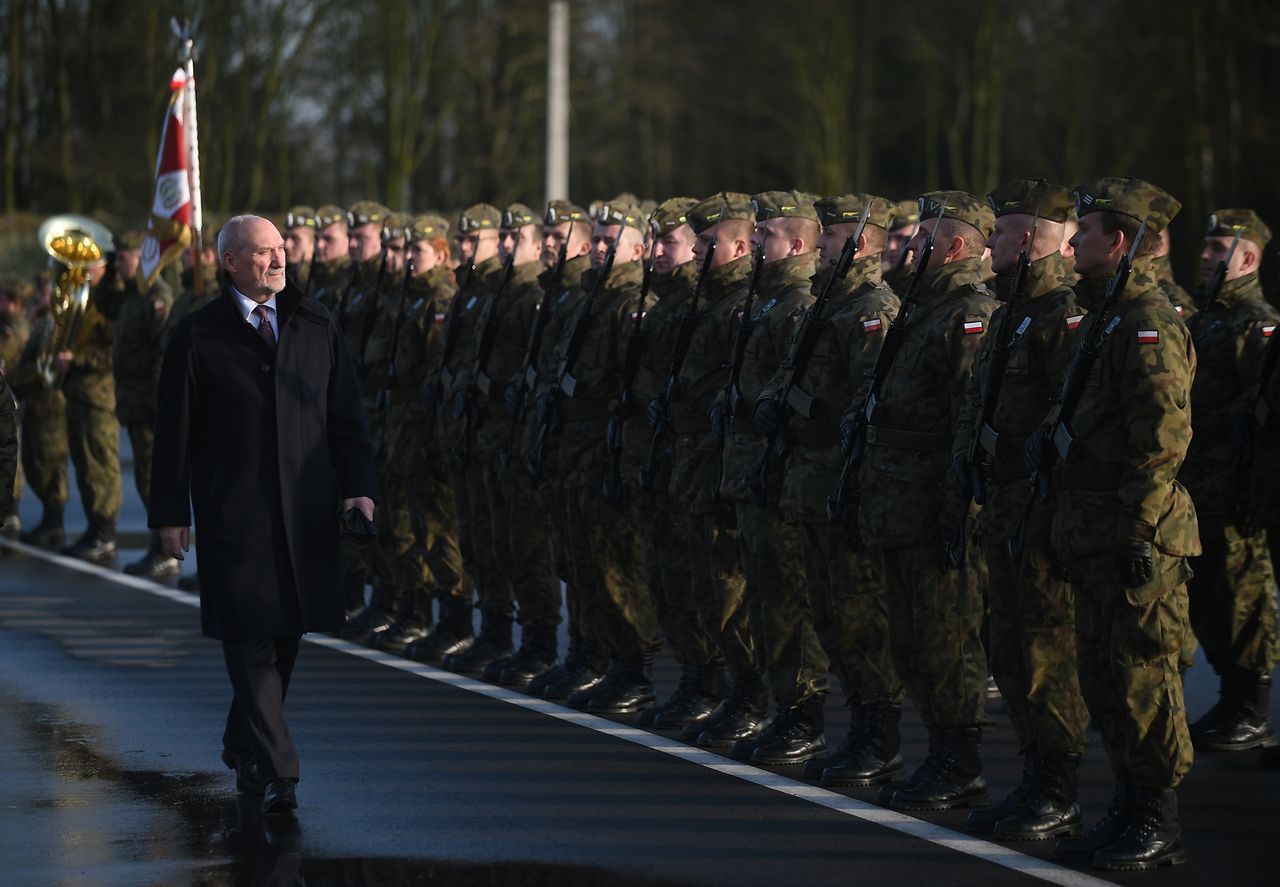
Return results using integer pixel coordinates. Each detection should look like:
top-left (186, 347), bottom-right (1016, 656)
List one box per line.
top-left (1024, 427), bottom-right (1055, 474)
top-left (708, 402), bottom-right (727, 441)
top-left (840, 417), bottom-right (861, 457)
top-left (1115, 542), bottom-right (1154, 588)
top-left (754, 398), bottom-right (783, 439)
top-left (1231, 411), bottom-right (1258, 469)
top-left (504, 382), bottom-right (521, 415)
top-left (646, 397), bottom-right (664, 430)
top-left (534, 393), bottom-right (552, 426)
top-left (950, 453), bottom-right (974, 501)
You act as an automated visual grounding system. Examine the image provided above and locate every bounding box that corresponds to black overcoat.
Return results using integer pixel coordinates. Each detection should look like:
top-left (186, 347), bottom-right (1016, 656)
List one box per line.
top-left (150, 280), bottom-right (378, 640)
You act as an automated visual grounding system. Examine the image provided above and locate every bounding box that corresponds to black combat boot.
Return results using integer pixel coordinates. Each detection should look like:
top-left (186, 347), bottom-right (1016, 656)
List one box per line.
top-left (338, 583), bottom-right (396, 643)
top-left (805, 704), bottom-right (865, 778)
top-left (966, 752), bottom-right (1039, 833)
top-left (732, 709), bottom-right (790, 761)
top-left (63, 521), bottom-right (117, 562)
top-left (20, 505), bottom-right (64, 549)
top-left (1194, 670), bottom-right (1274, 751)
top-left (499, 624), bottom-right (559, 687)
top-left (696, 671), bottom-right (768, 748)
top-left (342, 571), bottom-right (367, 621)
top-left (1054, 778), bottom-right (1135, 862)
top-left (993, 752), bottom-right (1082, 841)
top-left (368, 589), bottom-right (433, 652)
top-left (878, 729), bottom-right (943, 806)
top-left (444, 609), bottom-right (514, 674)
top-left (529, 633), bottom-right (582, 696)
top-left (540, 639), bottom-right (606, 700)
top-left (1091, 787), bottom-right (1186, 871)
top-left (890, 726), bottom-right (986, 811)
top-left (586, 655), bottom-right (656, 714)
top-left (752, 697), bottom-right (828, 765)
top-left (647, 664), bottom-right (722, 729)
top-left (822, 702), bottom-right (904, 786)
top-left (123, 530), bottom-right (182, 578)
top-left (405, 595), bottom-right (474, 665)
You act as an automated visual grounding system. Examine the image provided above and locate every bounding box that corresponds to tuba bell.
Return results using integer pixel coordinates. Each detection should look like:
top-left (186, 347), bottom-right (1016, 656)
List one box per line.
top-left (36, 214), bottom-right (115, 388)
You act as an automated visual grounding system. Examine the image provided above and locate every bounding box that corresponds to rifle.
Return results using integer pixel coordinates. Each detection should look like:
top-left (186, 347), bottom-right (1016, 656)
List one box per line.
top-left (747, 203), bottom-right (870, 504)
top-left (355, 233), bottom-right (393, 377)
top-left (422, 256), bottom-right (482, 466)
top-left (891, 220), bottom-right (920, 278)
top-left (603, 237), bottom-right (656, 505)
top-left (1009, 215), bottom-right (1151, 562)
top-left (455, 253), bottom-right (517, 467)
top-left (826, 210), bottom-right (945, 533)
top-left (526, 229), bottom-right (623, 479)
top-left (1198, 230), bottom-right (1242, 311)
top-left (376, 257), bottom-right (416, 414)
top-left (638, 230), bottom-right (718, 491)
top-left (303, 245), bottom-right (321, 300)
top-left (500, 225), bottom-right (573, 469)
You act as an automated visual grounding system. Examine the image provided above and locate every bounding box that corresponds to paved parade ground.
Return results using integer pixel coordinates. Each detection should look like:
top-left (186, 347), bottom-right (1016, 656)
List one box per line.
top-left (1, 451), bottom-right (1277, 887)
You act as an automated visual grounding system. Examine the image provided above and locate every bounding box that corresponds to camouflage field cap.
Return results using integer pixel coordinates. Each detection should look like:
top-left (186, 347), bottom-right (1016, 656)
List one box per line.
top-left (1206, 208), bottom-right (1272, 251)
top-left (595, 201), bottom-right (646, 232)
top-left (543, 200), bottom-right (589, 226)
top-left (1071, 177), bottom-right (1181, 233)
top-left (347, 201), bottom-right (390, 229)
top-left (457, 203), bottom-right (501, 233)
top-left (650, 197), bottom-right (699, 235)
top-left (408, 213), bottom-right (450, 243)
top-left (315, 204), bottom-right (347, 228)
top-left (687, 192), bottom-right (755, 235)
top-left (284, 206), bottom-right (317, 229)
top-left (117, 229), bottom-right (145, 250)
top-left (752, 190), bottom-right (819, 223)
top-left (384, 212), bottom-right (412, 240)
top-left (889, 199), bottom-right (921, 231)
top-left (814, 194), bottom-right (896, 230)
top-left (986, 178), bottom-right (1075, 223)
top-left (918, 191), bottom-right (996, 240)
top-left (501, 203), bottom-right (539, 229)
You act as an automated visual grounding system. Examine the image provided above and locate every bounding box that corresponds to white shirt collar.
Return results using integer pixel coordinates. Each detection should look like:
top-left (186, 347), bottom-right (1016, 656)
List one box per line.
top-left (231, 285), bottom-right (277, 323)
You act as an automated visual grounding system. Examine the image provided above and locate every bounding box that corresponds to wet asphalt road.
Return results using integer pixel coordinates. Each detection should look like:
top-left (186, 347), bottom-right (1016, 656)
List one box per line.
top-left (1, 437), bottom-right (1278, 886)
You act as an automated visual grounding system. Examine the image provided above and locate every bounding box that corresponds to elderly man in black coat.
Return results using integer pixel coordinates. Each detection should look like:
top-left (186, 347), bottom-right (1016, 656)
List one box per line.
top-left (151, 214), bottom-right (377, 816)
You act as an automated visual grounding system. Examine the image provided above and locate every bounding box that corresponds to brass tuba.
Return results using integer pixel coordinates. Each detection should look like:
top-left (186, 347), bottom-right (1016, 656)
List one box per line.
top-left (36, 214), bottom-right (114, 387)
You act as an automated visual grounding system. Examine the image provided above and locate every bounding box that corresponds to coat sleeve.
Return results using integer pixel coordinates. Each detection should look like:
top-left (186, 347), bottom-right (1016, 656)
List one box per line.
top-left (148, 321), bottom-right (196, 528)
top-left (326, 317), bottom-right (379, 502)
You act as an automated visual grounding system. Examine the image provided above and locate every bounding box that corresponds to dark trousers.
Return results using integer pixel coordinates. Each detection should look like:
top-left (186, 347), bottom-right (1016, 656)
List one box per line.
top-left (222, 637), bottom-right (302, 783)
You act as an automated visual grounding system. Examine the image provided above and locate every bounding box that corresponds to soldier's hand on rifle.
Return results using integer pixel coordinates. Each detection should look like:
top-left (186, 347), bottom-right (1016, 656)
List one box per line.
top-left (646, 397), bottom-right (663, 430)
top-left (1024, 427), bottom-right (1055, 474)
top-left (535, 393), bottom-right (552, 426)
top-left (753, 398), bottom-right (782, 439)
top-left (504, 382), bottom-right (521, 415)
top-left (1231, 411), bottom-right (1258, 469)
top-left (950, 453), bottom-right (973, 501)
top-left (839, 417), bottom-right (860, 457)
top-left (708, 402), bottom-right (726, 441)
top-left (1115, 541), bottom-right (1154, 588)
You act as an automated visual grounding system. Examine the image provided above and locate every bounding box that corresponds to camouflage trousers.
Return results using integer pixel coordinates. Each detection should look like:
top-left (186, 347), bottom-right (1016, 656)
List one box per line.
top-left (982, 512), bottom-right (1088, 756)
top-left (484, 465), bottom-right (561, 628)
top-left (642, 499), bottom-right (715, 667)
top-left (802, 524), bottom-right (901, 708)
top-left (20, 392), bottom-right (69, 511)
top-left (689, 508), bottom-right (752, 675)
top-left (737, 501), bottom-right (822, 707)
top-left (1068, 551), bottom-right (1193, 789)
top-left (461, 460), bottom-right (508, 617)
top-left (1186, 515), bottom-right (1280, 674)
top-left (566, 486), bottom-right (659, 663)
top-left (65, 397), bottom-right (121, 526)
top-left (882, 544), bottom-right (991, 730)
top-left (123, 421), bottom-right (154, 513)
top-left (377, 457), bottom-right (465, 601)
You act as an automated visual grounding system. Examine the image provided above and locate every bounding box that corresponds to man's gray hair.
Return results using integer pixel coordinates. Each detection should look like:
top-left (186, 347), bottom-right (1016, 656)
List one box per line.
top-left (218, 214), bottom-right (266, 258)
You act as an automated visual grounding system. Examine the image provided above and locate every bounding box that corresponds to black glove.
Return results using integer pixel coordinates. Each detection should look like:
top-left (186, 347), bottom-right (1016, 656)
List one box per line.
top-left (1231, 411), bottom-right (1258, 469)
top-left (754, 398), bottom-right (783, 439)
top-left (504, 382), bottom-right (521, 415)
top-left (1024, 427), bottom-right (1055, 474)
top-left (708, 402), bottom-right (726, 441)
top-left (840, 417), bottom-right (860, 457)
top-left (534, 393), bottom-right (552, 426)
top-left (647, 397), bottom-right (664, 430)
top-left (340, 507), bottom-right (377, 544)
top-left (950, 453), bottom-right (974, 501)
top-left (1115, 542), bottom-right (1154, 588)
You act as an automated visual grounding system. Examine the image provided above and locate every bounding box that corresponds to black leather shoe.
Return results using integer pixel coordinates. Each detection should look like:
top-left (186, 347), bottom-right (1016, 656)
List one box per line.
top-left (752, 702), bottom-right (827, 765)
top-left (1091, 788), bottom-right (1186, 871)
top-left (221, 750), bottom-right (266, 796)
top-left (1055, 779), bottom-right (1134, 862)
top-left (586, 659), bottom-right (656, 714)
top-left (993, 753), bottom-right (1082, 842)
top-left (369, 617), bottom-right (432, 653)
top-left (123, 536), bottom-right (181, 579)
top-left (821, 703), bottom-right (904, 787)
top-left (262, 779), bottom-right (298, 817)
top-left (1193, 673), bottom-right (1274, 751)
top-left (63, 523), bottom-right (116, 562)
top-left (499, 627), bottom-right (559, 687)
top-left (444, 610), bottom-right (514, 674)
top-left (732, 711), bottom-right (787, 761)
top-left (649, 664), bottom-right (721, 730)
top-left (968, 753), bottom-right (1038, 834)
top-left (890, 727), bottom-right (986, 811)
top-left (542, 662), bottom-right (604, 701)
top-left (697, 672), bottom-right (768, 748)
top-left (405, 605), bottom-right (474, 665)
top-left (338, 603), bottom-right (395, 644)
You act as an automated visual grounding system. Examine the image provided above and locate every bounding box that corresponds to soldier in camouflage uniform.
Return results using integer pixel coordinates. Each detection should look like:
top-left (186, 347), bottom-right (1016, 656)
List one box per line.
top-left (1153, 228), bottom-right (1196, 321)
top-left (881, 199), bottom-right (919, 297)
top-left (1179, 209), bottom-right (1279, 752)
top-left (283, 206), bottom-right (317, 293)
top-left (950, 180), bottom-right (1090, 840)
top-left (756, 194), bottom-right (905, 783)
top-left (854, 191), bottom-right (997, 811)
top-left (0, 278), bottom-right (31, 532)
top-left (1027, 178), bottom-right (1197, 871)
top-left (308, 204), bottom-right (351, 310)
top-left (0, 365), bottom-right (15, 518)
top-left (648, 193), bottom-right (755, 746)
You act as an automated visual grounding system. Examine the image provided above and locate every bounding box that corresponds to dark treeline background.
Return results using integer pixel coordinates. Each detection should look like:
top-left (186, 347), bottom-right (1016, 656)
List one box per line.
top-left (3, 0), bottom-right (1280, 283)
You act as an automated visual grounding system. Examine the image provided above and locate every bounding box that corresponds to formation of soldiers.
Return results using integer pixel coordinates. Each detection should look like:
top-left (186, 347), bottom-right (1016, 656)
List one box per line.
top-left (3, 176), bottom-right (1279, 874)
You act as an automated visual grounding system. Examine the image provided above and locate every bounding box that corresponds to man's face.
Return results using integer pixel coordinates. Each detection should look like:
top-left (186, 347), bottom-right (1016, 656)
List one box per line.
top-left (1069, 213), bottom-right (1124, 279)
top-left (541, 221), bottom-right (589, 268)
top-left (284, 227), bottom-right (315, 265)
top-left (1059, 220), bottom-right (1078, 260)
top-left (751, 219), bottom-right (793, 264)
top-left (457, 229), bottom-right (499, 266)
top-left (816, 223), bottom-right (860, 267)
top-left (348, 223), bottom-right (382, 263)
top-left (885, 225), bottom-right (914, 267)
top-left (693, 223), bottom-right (745, 270)
top-left (500, 225), bottom-right (543, 265)
top-left (115, 248), bottom-right (142, 284)
top-left (653, 223), bottom-right (696, 275)
top-left (224, 219), bottom-right (287, 300)
top-left (1200, 235), bottom-right (1257, 284)
top-left (409, 240), bottom-right (445, 275)
top-left (384, 236), bottom-right (406, 274)
top-left (316, 223), bottom-right (348, 262)
top-left (590, 223), bottom-right (623, 271)
top-left (986, 213), bottom-right (1035, 276)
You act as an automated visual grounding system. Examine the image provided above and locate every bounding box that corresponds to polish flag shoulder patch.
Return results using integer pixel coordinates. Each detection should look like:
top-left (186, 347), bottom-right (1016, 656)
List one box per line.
top-left (1136, 329), bottom-right (1160, 344)
top-left (1066, 314), bottom-right (1084, 331)
top-left (862, 318), bottom-right (882, 332)
top-left (433, 312), bottom-right (447, 324)
top-left (1174, 305), bottom-right (1185, 316)
top-left (962, 320), bottom-right (985, 335)
top-left (1263, 325), bottom-right (1276, 339)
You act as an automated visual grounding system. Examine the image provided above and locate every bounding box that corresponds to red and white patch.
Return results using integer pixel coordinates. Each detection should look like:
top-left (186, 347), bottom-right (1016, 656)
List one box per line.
top-left (1137, 329), bottom-right (1159, 344)
top-left (862, 318), bottom-right (882, 332)
top-left (433, 312), bottom-right (447, 324)
top-left (1174, 305), bottom-right (1185, 316)
top-left (962, 320), bottom-right (985, 335)
top-left (1264, 325), bottom-right (1276, 339)
top-left (1066, 314), bottom-right (1084, 330)
top-left (630, 311), bottom-right (646, 321)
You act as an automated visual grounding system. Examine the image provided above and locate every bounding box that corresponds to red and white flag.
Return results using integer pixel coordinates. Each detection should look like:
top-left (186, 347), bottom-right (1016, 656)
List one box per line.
top-left (140, 65), bottom-right (200, 287)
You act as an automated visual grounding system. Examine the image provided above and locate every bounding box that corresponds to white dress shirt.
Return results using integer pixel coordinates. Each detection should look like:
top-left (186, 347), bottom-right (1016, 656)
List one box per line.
top-left (232, 286), bottom-right (279, 340)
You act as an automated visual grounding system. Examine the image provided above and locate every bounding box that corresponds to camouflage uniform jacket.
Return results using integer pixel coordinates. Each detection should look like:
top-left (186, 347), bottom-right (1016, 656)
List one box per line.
top-left (310, 256), bottom-right (352, 312)
top-left (358, 267), bottom-right (413, 407)
top-left (718, 252), bottom-right (817, 505)
top-left (336, 255), bottom-right (387, 373)
top-left (883, 263), bottom-right (914, 298)
top-left (287, 260), bottom-right (310, 294)
top-left (1178, 272), bottom-right (1279, 515)
top-left (521, 255), bottom-right (589, 476)
top-left (758, 254), bottom-right (898, 524)
top-left (666, 254), bottom-right (752, 515)
top-left (435, 255), bottom-right (504, 452)
top-left (6, 314), bottom-right (49, 399)
top-left (0, 312), bottom-right (30, 373)
top-left (1153, 255), bottom-right (1197, 321)
top-left (469, 259), bottom-right (543, 459)
top-left (63, 283), bottom-right (122, 408)
top-left (857, 257), bottom-right (996, 547)
top-left (1048, 260), bottom-right (1200, 560)
top-left (113, 278), bottom-right (174, 424)
top-left (551, 259), bottom-right (650, 491)
top-left (951, 253), bottom-right (1080, 538)
top-left (383, 266), bottom-right (455, 469)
